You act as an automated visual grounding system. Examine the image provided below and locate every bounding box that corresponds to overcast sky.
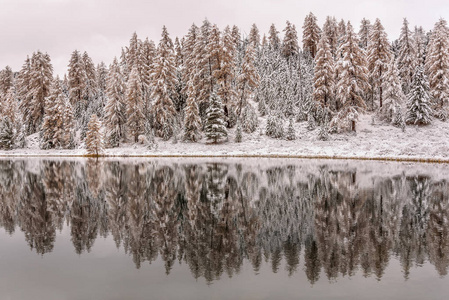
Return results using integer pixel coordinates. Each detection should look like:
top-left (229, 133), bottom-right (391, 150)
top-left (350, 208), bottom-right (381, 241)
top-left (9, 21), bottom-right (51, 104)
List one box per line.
top-left (1, 0), bottom-right (448, 76)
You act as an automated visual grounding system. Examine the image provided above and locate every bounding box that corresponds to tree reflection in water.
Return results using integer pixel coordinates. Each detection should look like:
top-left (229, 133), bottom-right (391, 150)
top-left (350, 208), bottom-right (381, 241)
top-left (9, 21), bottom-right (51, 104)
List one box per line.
top-left (0, 159), bottom-right (448, 283)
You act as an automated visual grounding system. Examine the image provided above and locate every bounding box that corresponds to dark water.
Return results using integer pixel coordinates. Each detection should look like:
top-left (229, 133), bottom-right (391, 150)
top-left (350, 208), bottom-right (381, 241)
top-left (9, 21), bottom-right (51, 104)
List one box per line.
top-left (0, 158), bottom-right (448, 299)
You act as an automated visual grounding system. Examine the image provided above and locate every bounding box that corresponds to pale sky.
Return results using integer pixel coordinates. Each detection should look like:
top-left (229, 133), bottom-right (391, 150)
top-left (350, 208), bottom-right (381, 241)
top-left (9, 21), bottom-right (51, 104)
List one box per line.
top-left (1, 0), bottom-right (448, 76)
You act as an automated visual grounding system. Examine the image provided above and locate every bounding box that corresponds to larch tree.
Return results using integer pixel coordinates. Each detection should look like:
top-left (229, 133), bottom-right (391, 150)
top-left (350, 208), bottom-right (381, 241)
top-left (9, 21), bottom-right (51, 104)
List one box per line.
top-left (183, 81), bottom-right (202, 142)
top-left (248, 23), bottom-right (261, 49)
top-left (397, 18), bottom-right (418, 95)
top-left (302, 12), bottom-right (321, 58)
top-left (282, 21), bottom-right (299, 60)
top-left (204, 90), bottom-right (227, 143)
top-left (313, 31), bottom-right (335, 109)
top-left (104, 58), bottom-right (126, 147)
top-left (337, 19), bottom-right (347, 47)
top-left (268, 24), bottom-right (281, 50)
top-left (367, 18), bottom-right (393, 109)
top-left (334, 22), bottom-right (369, 132)
top-left (322, 16), bottom-right (339, 57)
top-left (26, 51), bottom-right (53, 134)
top-left (150, 26), bottom-right (177, 140)
top-left (126, 66), bottom-right (145, 143)
top-left (0, 66), bottom-right (14, 95)
top-left (41, 77), bottom-right (66, 149)
top-left (379, 57), bottom-right (406, 124)
top-left (358, 18), bottom-right (372, 49)
top-left (406, 66), bottom-right (432, 125)
top-left (181, 24), bottom-right (198, 100)
top-left (425, 19), bottom-right (449, 113)
top-left (85, 114), bottom-right (104, 155)
top-left (68, 50), bottom-right (86, 118)
top-left (237, 45), bottom-right (260, 114)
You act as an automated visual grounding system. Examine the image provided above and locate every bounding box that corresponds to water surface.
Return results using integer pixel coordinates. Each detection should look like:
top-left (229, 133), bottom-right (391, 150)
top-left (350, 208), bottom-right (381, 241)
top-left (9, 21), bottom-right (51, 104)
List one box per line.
top-left (0, 158), bottom-right (448, 299)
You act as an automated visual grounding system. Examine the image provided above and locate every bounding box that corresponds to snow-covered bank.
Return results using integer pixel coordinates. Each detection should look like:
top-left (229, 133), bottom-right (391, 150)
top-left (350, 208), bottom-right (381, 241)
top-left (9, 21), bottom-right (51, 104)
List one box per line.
top-left (1, 114), bottom-right (449, 163)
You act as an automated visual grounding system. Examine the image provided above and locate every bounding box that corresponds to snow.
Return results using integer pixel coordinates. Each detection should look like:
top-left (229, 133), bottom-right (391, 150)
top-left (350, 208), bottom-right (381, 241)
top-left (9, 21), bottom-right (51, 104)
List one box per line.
top-left (1, 113), bottom-right (449, 163)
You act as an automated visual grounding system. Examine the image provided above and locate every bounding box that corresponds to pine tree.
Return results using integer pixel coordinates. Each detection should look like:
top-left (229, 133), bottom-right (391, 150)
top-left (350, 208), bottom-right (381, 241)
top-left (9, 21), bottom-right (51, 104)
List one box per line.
top-left (282, 21), bottom-right (299, 59)
top-left (248, 24), bottom-right (260, 49)
top-left (85, 114), bottom-right (104, 155)
top-left (322, 16), bottom-right (339, 57)
top-left (237, 45), bottom-right (260, 116)
top-left (150, 26), bottom-right (177, 140)
top-left (397, 19), bottom-right (418, 95)
top-left (414, 26), bottom-right (427, 65)
top-left (0, 117), bottom-right (14, 150)
top-left (303, 12), bottom-right (321, 58)
top-left (183, 81), bottom-right (202, 142)
top-left (63, 100), bottom-right (75, 149)
top-left (82, 51), bottom-right (98, 106)
top-left (335, 22), bottom-right (369, 132)
top-left (379, 57), bottom-right (406, 124)
top-left (266, 113), bottom-right (284, 138)
top-left (313, 31), bottom-right (335, 109)
top-left (126, 66), bottom-right (145, 143)
top-left (204, 90), bottom-right (227, 144)
top-left (241, 103), bottom-right (258, 133)
top-left (425, 19), bottom-right (449, 112)
top-left (337, 19), bottom-right (347, 46)
top-left (104, 58), bottom-right (126, 147)
top-left (26, 51), bottom-right (53, 133)
top-left (234, 119), bottom-right (242, 143)
top-left (358, 18), bottom-right (372, 49)
top-left (406, 67), bottom-right (432, 125)
top-left (68, 50), bottom-right (86, 116)
top-left (268, 24), bottom-right (281, 50)
top-left (41, 78), bottom-right (66, 149)
top-left (0, 66), bottom-right (14, 95)
top-left (367, 18), bottom-right (393, 109)
top-left (285, 117), bottom-right (296, 140)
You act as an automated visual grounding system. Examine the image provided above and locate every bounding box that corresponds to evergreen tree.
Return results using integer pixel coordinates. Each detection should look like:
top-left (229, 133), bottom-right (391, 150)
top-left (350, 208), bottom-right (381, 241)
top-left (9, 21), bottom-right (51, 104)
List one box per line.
top-left (334, 22), bottom-right (369, 132)
top-left (285, 117), bottom-right (296, 140)
top-left (82, 51), bottom-right (98, 106)
top-left (234, 119), bottom-right (242, 143)
top-left (358, 18), bottom-right (372, 49)
top-left (68, 50), bottom-right (86, 117)
top-left (379, 57), bottom-right (406, 124)
top-left (282, 21), bottom-right (299, 59)
top-left (0, 66), bottom-right (14, 95)
top-left (183, 82), bottom-right (202, 142)
top-left (104, 58), bottom-right (126, 147)
top-left (63, 100), bottom-right (75, 149)
top-left (397, 19), bottom-right (418, 95)
top-left (126, 66), bottom-right (145, 143)
top-left (406, 67), bottom-right (432, 125)
top-left (367, 18), bottom-right (393, 109)
top-left (266, 113), bottom-right (284, 138)
top-left (241, 103), bottom-right (258, 133)
top-left (248, 24), bottom-right (261, 49)
top-left (150, 26), bottom-right (177, 140)
top-left (425, 19), bottom-right (449, 112)
top-left (237, 45), bottom-right (260, 115)
top-left (40, 78), bottom-right (66, 149)
top-left (0, 117), bottom-right (14, 150)
top-left (268, 24), bottom-right (281, 50)
top-left (322, 16), bottom-right (339, 57)
top-left (313, 31), bottom-right (335, 109)
top-left (204, 90), bottom-right (227, 144)
top-left (85, 114), bottom-right (104, 155)
top-left (414, 26), bottom-right (427, 65)
top-left (302, 12), bottom-right (321, 58)
top-left (337, 19), bottom-right (347, 47)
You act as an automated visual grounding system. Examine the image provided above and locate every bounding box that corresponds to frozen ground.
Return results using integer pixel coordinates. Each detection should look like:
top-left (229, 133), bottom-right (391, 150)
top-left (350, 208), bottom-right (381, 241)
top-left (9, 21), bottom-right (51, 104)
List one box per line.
top-left (1, 113), bottom-right (449, 163)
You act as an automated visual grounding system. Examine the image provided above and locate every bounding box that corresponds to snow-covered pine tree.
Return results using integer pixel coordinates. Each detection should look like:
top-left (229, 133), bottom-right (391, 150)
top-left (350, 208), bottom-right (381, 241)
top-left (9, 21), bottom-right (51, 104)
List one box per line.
top-left (322, 16), bottom-right (339, 58)
top-left (40, 77), bottom-right (66, 149)
top-left (104, 57), bottom-right (126, 147)
top-left (96, 62), bottom-right (108, 116)
top-left (317, 114), bottom-right (329, 141)
top-left (0, 117), bottom-right (14, 150)
top-left (337, 19), bottom-right (347, 47)
top-left (367, 18), bottom-right (393, 109)
top-left (414, 26), bottom-right (427, 65)
top-left (379, 57), bottom-right (406, 124)
top-left (268, 24), bottom-right (281, 50)
top-left (425, 19), bottom-right (449, 114)
top-left (204, 90), bottom-right (227, 144)
top-left (237, 45), bottom-right (260, 115)
top-left (82, 51), bottom-right (98, 108)
top-left (265, 113), bottom-right (284, 138)
top-left (0, 66), bottom-right (13, 95)
top-left (126, 66), bottom-right (145, 143)
top-left (150, 25), bottom-right (177, 140)
top-left (241, 103), bottom-right (258, 133)
top-left (282, 21), bottom-right (299, 60)
top-left (234, 119), bottom-right (242, 143)
top-left (285, 117), bottom-right (296, 140)
top-left (358, 18), bottom-right (372, 49)
top-left (85, 114), bottom-right (104, 155)
top-left (313, 31), bottom-right (335, 109)
top-left (406, 67), bottom-right (432, 125)
top-left (248, 24), bottom-right (261, 49)
top-left (63, 100), bottom-right (75, 149)
top-left (307, 111), bottom-right (316, 130)
top-left (68, 50), bottom-right (86, 118)
top-left (397, 18), bottom-right (418, 95)
top-left (302, 12), bottom-right (321, 58)
top-left (334, 22), bottom-right (369, 132)
top-left (183, 81), bottom-right (202, 142)
top-left (26, 51), bottom-right (53, 134)
top-left (16, 56), bottom-right (32, 116)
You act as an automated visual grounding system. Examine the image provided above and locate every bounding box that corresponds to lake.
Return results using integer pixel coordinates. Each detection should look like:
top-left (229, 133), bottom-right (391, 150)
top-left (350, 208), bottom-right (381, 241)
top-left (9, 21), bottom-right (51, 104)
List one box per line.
top-left (0, 158), bottom-right (448, 299)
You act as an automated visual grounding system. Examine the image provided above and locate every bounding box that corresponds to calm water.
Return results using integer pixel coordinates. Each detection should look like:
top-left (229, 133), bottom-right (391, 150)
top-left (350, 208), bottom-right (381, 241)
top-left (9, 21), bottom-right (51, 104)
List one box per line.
top-left (0, 158), bottom-right (448, 300)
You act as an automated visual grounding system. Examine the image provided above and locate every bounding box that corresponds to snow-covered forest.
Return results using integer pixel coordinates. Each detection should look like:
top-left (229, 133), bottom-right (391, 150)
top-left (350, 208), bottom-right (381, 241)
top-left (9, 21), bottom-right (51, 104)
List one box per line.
top-left (0, 14), bottom-right (448, 154)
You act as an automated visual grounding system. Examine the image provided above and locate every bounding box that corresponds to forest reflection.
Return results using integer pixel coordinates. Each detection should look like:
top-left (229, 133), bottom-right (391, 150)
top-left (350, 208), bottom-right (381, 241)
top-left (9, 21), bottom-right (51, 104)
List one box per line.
top-left (0, 159), bottom-right (448, 284)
